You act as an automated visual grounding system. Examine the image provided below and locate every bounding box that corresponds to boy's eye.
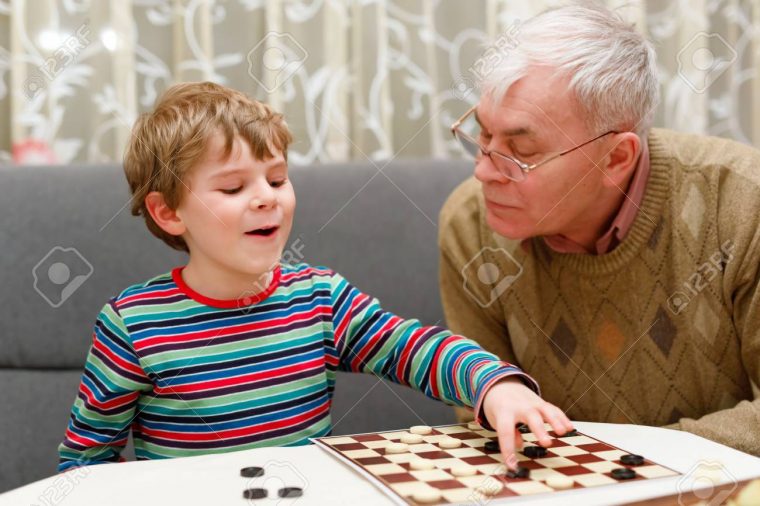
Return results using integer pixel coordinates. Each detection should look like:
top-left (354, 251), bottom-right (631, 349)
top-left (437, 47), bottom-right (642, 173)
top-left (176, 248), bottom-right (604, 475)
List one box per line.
top-left (220, 186), bottom-right (243, 195)
top-left (270, 179), bottom-right (287, 188)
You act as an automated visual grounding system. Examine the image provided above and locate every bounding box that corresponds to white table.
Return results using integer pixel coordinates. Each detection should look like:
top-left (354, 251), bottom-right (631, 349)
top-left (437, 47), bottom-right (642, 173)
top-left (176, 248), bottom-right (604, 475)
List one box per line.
top-left (3, 422), bottom-right (759, 506)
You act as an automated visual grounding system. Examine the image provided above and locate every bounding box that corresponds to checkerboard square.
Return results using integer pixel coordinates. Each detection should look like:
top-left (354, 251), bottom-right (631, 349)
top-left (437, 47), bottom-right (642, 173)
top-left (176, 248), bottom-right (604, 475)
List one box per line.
top-left (506, 481), bottom-right (553, 495)
top-left (582, 460), bottom-right (622, 474)
top-left (560, 435), bottom-right (598, 446)
top-left (568, 453), bottom-right (604, 464)
top-left (578, 442), bottom-right (615, 452)
top-left (428, 479), bottom-right (466, 490)
top-left (549, 445), bottom-right (588, 457)
top-left (635, 465), bottom-right (679, 479)
top-left (595, 449), bottom-right (628, 461)
top-left (555, 465), bottom-right (597, 476)
top-left (447, 447), bottom-right (486, 458)
top-left (574, 473), bottom-right (617, 487)
top-left (355, 456), bottom-right (390, 466)
top-left (463, 437), bottom-right (492, 448)
top-left (353, 434), bottom-right (386, 442)
top-left (343, 449), bottom-right (381, 459)
top-left (366, 463), bottom-right (406, 475)
top-left (410, 469), bottom-right (452, 481)
top-left (534, 456), bottom-right (576, 468)
top-left (385, 453), bottom-right (416, 464)
top-left (383, 472), bottom-right (414, 483)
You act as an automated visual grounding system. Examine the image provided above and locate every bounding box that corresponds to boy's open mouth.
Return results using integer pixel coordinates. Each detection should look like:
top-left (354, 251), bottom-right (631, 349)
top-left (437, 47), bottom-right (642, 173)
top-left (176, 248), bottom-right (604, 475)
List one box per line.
top-left (245, 226), bottom-right (279, 237)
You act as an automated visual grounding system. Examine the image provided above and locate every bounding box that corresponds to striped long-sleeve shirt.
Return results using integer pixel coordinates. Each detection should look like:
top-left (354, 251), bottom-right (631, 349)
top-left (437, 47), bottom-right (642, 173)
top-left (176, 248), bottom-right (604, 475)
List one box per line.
top-left (58, 263), bottom-right (537, 470)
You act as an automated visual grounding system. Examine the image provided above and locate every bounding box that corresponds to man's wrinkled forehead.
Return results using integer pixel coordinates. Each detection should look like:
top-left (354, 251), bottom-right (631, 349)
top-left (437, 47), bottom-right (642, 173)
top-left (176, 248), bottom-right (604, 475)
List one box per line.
top-left (474, 98), bottom-right (544, 142)
top-left (477, 69), bottom-right (579, 139)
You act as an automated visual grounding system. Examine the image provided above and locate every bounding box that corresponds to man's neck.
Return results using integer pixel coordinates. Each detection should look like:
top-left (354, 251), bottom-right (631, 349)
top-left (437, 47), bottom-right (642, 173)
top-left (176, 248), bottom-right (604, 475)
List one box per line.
top-left (544, 186), bottom-right (630, 254)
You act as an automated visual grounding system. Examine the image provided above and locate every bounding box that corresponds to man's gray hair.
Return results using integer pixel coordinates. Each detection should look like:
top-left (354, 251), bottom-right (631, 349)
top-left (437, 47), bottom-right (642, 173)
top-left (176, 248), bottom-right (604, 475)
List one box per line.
top-left (481, 2), bottom-right (660, 138)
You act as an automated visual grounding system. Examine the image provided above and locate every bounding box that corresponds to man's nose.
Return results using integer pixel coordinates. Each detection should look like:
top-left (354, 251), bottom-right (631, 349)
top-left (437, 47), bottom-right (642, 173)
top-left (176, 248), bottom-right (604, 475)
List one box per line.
top-left (474, 153), bottom-right (509, 184)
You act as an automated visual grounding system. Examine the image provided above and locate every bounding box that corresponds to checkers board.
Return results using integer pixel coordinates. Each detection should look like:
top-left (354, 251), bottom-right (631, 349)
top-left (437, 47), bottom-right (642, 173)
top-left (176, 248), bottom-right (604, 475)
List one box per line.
top-left (313, 423), bottom-right (681, 505)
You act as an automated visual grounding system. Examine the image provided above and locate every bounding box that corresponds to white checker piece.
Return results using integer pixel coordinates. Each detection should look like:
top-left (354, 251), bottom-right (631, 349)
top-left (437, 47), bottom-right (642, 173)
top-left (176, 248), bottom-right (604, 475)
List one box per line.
top-left (382, 431), bottom-right (411, 440)
top-left (436, 425), bottom-right (469, 434)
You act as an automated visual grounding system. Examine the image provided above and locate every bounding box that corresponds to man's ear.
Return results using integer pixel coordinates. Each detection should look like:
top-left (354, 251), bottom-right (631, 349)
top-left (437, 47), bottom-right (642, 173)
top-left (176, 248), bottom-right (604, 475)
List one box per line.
top-left (145, 191), bottom-right (186, 237)
top-left (602, 132), bottom-right (641, 188)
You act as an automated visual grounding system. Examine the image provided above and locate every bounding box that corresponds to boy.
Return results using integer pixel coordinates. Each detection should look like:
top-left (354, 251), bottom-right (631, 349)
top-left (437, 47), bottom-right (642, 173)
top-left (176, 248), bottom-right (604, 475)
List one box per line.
top-left (59, 82), bottom-right (572, 472)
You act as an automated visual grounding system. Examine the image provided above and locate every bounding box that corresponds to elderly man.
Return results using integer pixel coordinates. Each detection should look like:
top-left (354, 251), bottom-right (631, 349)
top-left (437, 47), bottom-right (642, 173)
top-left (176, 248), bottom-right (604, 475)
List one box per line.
top-left (439, 3), bottom-right (760, 455)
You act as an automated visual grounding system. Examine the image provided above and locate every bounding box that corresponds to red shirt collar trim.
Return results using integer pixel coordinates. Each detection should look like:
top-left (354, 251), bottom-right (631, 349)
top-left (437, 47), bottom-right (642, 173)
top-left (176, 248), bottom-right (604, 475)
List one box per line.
top-left (171, 266), bottom-right (281, 309)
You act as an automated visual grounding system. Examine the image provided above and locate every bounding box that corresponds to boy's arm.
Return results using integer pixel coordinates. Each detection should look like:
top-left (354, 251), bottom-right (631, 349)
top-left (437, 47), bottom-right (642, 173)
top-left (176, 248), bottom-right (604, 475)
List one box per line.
top-left (58, 300), bottom-right (151, 471)
top-left (327, 271), bottom-right (537, 428)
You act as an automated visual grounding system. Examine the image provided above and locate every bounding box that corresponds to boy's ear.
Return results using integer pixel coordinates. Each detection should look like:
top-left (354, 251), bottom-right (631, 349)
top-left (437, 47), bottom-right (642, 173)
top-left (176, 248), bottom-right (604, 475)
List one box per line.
top-left (145, 191), bottom-right (186, 237)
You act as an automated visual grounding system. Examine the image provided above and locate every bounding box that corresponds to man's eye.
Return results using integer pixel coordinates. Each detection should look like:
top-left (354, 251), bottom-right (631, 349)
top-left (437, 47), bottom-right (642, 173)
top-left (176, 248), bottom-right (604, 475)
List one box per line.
top-left (220, 186), bottom-right (242, 195)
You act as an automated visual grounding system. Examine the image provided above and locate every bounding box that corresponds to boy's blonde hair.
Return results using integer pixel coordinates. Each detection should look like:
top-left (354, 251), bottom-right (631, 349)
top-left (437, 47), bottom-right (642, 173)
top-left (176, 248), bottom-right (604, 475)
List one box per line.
top-left (123, 81), bottom-right (293, 252)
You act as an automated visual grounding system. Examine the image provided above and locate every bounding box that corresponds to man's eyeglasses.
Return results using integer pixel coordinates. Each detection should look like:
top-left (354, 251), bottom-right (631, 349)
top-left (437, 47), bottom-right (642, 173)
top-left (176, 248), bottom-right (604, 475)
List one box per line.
top-left (450, 104), bottom-right (619, 182)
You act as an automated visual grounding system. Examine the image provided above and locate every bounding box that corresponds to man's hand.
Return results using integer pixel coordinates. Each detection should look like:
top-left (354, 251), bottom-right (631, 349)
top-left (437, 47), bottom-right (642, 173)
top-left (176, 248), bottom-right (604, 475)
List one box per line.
top-left (481, 376), bottom-right (574, 470)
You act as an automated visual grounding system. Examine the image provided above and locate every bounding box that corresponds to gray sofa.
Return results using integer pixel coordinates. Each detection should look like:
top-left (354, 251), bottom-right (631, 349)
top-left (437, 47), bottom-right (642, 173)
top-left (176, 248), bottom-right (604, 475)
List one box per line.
top-left (0, 159), bottom-right (473, 492)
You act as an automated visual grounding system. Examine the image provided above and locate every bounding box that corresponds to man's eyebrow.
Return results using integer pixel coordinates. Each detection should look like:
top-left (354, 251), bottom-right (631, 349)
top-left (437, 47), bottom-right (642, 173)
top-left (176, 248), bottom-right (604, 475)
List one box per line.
top-left (499, 126), bottom-right (535, 138)
top-left (473, 110), bottom-right (535, 138)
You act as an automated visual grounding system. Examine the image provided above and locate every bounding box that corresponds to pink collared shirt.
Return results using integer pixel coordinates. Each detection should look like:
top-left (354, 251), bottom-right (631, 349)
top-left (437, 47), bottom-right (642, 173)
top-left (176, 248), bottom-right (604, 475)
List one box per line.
top-left (540, 142), bottom-right (651, 255)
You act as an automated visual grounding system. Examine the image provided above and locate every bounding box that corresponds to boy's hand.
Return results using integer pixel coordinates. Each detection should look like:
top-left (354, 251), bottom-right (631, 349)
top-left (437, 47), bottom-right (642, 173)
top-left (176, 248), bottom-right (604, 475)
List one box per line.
top-left (481, 376), bottom-right (574, 470)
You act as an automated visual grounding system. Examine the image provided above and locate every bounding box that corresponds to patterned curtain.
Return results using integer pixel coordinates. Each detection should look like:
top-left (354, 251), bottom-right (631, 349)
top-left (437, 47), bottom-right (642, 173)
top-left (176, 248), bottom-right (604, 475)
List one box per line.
top-left (0, 0), bottom-right (757, 166)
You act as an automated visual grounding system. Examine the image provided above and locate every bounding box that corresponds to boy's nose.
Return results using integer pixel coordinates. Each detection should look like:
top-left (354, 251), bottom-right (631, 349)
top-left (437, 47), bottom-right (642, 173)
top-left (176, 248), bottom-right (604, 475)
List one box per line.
top-left (249, 186), bottom-right (276, 210)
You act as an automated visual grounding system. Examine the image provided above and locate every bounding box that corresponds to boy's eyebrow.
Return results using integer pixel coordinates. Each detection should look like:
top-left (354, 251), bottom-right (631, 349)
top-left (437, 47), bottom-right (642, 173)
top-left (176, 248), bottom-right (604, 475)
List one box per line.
top-left (211, 160), bottom-right (287, 179)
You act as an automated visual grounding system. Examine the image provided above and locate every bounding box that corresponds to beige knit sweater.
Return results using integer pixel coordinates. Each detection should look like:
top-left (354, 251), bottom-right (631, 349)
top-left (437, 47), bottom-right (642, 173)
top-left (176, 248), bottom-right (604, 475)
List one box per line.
top-left (439, 128), bottom-right (760, 455)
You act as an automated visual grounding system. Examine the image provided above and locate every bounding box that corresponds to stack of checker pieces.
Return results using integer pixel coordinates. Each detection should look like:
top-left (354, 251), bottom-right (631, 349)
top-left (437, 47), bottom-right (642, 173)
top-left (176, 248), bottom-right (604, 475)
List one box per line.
top-left (314, 422), bottom-right (681, 505)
